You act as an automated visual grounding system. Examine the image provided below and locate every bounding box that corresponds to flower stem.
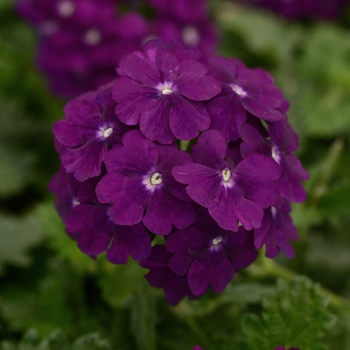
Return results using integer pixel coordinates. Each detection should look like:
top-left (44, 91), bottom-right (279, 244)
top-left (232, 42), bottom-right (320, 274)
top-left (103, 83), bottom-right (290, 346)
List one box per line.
top-left (247, 252), bottom-right (350, 309)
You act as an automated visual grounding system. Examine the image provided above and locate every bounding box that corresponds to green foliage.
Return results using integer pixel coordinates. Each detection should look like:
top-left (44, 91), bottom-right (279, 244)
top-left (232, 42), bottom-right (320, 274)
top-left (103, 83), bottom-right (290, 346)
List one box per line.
top-left (0, 0), bottom-right (350, 349)
top-left (0, 329), bottom-right (111, 350)
top-left (216, 2), bottom-right (303, 64)
top-left (35, 202), bottom-right (95, 271)
top-left (130, 285), bottom-right (157, 350)
top-left (97, 259), bottom-right (146, 309)
top-left (0, 211), bottom-right (44, 271)
top-left (242, 277), bottom-right (336, 350)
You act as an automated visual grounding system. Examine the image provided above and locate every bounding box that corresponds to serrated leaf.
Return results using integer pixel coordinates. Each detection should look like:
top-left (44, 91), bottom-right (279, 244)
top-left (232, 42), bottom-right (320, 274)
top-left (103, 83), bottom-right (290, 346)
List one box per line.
top-left (72, 333), bottom-right (111, 350)
top-left (0, 212), bottom-right (44, 270)
top-left (242, 276), bottom-right (335, 350)
top-left (0, 329), bottom-right (111, 350)
top-left (37, 330), bottom-right (69, 350)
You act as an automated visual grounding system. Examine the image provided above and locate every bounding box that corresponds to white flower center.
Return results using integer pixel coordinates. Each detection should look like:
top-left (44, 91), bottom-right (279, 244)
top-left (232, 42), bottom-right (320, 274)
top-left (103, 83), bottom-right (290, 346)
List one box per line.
top-left (103, 127), bottom-right (113, 138)
top-left (150, 172), bottom-right (163, 185)
top-left (230, 84), bottom-right (247, 97)
top-left (84, 29), bottom-right (102, 46)
top-left (271, 206), bottom-right (277, 218)
top-left (57, 0), bottom-right (75, 18)
top-left (182, 26), bottom-right (200, 46)
top-left (157, 82), bottom-right (173, 95)
top-left (271, 146), bottom-right (281, 164)
top-left (162, 88), bottom-right (173, 95)
top-left (222, 167), bottom-right (231, 182)
top-left (212, 236), bottom-right (223, 246)
top-left (72, 198), bottom-right (80, 207)
top-left (97, 126), bottom-right (113, 139)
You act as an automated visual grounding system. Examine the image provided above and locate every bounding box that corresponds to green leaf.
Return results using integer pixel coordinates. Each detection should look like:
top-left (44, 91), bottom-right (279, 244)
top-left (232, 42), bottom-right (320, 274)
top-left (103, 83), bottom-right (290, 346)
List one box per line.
top-left (97, 259), bottom-right (145, 309)
top-left (35, 202), bottom-right (94, 271)
top-left (0, 329), bottom-right (111, 350)
top-left (216, 2), bottom-right (302, 63)
top-left (0, 211), bottom-right (44, 270)
top-left (318, 181), bottom-right (350, 217)
top-left (130, 285), bottom-right (157, 350)
top-left (71, 333), bottom-right (111, 350)
top-left (297, 25), bottom-right (350, 137)
top-left (242, 276), bottom-right (335, 350)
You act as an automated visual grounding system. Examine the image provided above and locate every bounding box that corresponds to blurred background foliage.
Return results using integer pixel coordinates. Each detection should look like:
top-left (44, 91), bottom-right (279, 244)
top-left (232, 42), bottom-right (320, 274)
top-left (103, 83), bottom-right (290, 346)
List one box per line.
top-left (0, 0), bottom-right (350, 349)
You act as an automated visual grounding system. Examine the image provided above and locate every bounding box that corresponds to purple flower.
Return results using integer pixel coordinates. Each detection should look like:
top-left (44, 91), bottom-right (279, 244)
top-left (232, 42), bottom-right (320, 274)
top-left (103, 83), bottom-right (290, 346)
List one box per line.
top-left (274, 347), bottom-right (300, 350)
top-left (149, 0), bottom-right (219, 56)
top-left (140, 245), bottom-right (200, 305)
top-left (17, 0), bottom-right (150, 98)
top-left (112, 40), bottom-right (221, 144)
top-left (254, 198), bottom-right (299, 258)
top-left (166, 206), bottom-right (258, 295)
top-left (173, 130), bottom-right (281, 231)
top-left (153, 18), bottom-right (219, 58)
top-left (206, 56), bottom-right (286, 141)
top-left (192, 346), bottom-right (204, 350)
top-left (53, 87), bottom-right (130, 181)
top-left (149, 0), bottom-right (209, 22)
top-left (49, 166), bottom-right (151, 263)
top-left (239, 0), bottom-right (350, 21)
top-left (240, 120), bottom-right (309, 202)
top-left (96, 130), bottom-right (195, 235)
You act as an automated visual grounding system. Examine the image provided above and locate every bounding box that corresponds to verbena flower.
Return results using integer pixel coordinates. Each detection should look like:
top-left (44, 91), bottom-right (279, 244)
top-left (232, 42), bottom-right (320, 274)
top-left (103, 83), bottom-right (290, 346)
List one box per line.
top-left (166, 205), bottom-right (258, 295)
top-left (254, 198), bottom-right (298, 258)
top-left (96, 129), bottom-right (195, 235)
top-left (140, 245), bottom-right (200, 305)
top-left (113, 40), bottom-right (221, 144)
top-left (240, 119), bottom-right (309, 202)
top-left (49, 166), bottom-right (151, 263)
top-left (16, 0), bottom-right (219, 98)
top-left (206, 56), bottom-right (286, 141)
top-left (239, 0), bottom-right (350, 20)
top-left (53, 87), bottom-right (130, 181)
top-left (50, 39), bottom-right (308, 304)
top-left (173, 130), bottom-right (280, 231)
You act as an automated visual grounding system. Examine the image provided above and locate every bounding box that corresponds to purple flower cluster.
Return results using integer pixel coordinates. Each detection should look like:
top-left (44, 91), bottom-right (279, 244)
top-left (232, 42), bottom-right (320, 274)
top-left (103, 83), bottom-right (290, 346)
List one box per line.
top-left (50, 39), bottom-right (308, 305)
top-left (239, 0), bottom-right (350, 21)
top-left (16, 0), bottom-right (217, 98)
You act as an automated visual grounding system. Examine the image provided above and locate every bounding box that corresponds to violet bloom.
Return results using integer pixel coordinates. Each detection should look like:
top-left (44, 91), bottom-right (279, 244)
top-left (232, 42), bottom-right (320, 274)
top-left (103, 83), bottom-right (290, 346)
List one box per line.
top-left (17, 0), bottom-right (150, 97)
top-left (140, 245), bottom-right (200, 306)
top-left (149, 0), bottom-right (209, 22)
top-left (173, 130), bottom-right (281, 232)
top-left (240, 120), bottom-right (309, 202)
top-left (48, 166), bottom-right (100, 233)
top-left (254, 198), bottom-right (298, 259)
top-left (149, 0), bottom-right (219, 56)
top-left (96, 130), bottom-right (196, 235)
top-left (166, 206), bottom-right (258, 295)
top-left (274, 347), bottom-right (300, 350)
top-left (192, 347), bottom-right (204, 350)
top-left (239, 0), bottom-right (350, 21)
top-left (53, 87), bottom-right (130, 182)
top-left (206, 56), bottom-right (286, 141)
top-left (49, 166), bottom-right (151, 263)
top-left (112, 40), bottom-right (221, 144)
top-left (153, 18), bottom-right (219, 58)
